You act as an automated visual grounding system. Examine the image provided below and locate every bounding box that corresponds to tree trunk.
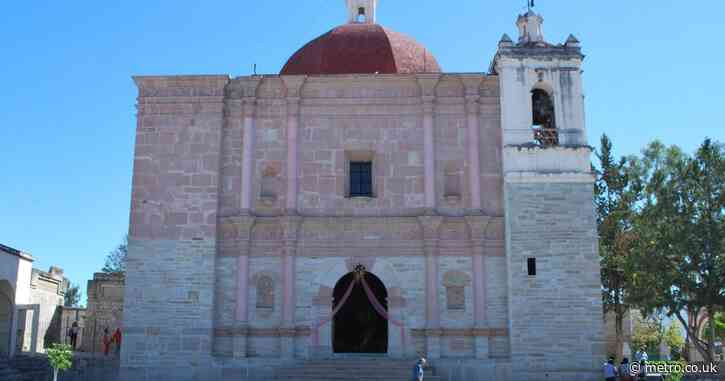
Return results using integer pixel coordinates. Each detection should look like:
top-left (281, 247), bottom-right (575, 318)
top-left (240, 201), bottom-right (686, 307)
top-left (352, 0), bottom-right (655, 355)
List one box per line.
top-left (676, 312), bottom-right (712, 363)
top-left (53, 368), bottom-right (58, 381)
top-left (615, 312), bottom-right (624, 361)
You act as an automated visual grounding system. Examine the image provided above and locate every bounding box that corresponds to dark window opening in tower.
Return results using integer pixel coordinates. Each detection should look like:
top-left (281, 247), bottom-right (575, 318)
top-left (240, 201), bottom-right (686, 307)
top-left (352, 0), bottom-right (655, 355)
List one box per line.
top-left (357, 7), bottom-right (367, 23)
top-left (531, 89), bottom-right (558, 147)
top-left (349, 162), bottom-right (373, 197)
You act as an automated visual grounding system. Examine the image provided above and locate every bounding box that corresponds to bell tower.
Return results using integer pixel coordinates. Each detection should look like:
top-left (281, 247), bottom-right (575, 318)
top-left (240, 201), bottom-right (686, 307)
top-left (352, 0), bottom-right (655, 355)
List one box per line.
top-left (346, 0), bottom-right (378, 24)
top-left (493, 6), bottom-right (606, 381)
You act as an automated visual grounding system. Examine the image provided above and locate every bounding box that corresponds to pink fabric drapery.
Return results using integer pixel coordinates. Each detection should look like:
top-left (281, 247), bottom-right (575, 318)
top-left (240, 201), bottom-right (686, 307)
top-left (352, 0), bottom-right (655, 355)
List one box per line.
top-left (312, 273), bottom-right (406, 352)
top-left (359, 275), bottom-right (406, 350)
top-left (312, 275), bottom-right (357, 346)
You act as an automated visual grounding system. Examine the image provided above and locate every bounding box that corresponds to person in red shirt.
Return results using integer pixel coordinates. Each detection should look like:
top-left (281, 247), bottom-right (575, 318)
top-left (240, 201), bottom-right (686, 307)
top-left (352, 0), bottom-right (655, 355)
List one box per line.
top-left (112, 328), bottom-right (122, 355)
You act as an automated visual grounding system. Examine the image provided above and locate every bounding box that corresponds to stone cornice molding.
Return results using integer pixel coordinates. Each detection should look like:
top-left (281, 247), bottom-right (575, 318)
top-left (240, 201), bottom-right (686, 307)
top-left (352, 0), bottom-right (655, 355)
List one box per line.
top-left (410, 327), bottom-right (509, 338)
top-left (504, 172), bottom-right (595, 184)
top-left (417, 216), bottom-right (444, 241)
top-left (133, 75), bottom-right (230, 94)
top-left (213, 326), bottom-right (310, 338)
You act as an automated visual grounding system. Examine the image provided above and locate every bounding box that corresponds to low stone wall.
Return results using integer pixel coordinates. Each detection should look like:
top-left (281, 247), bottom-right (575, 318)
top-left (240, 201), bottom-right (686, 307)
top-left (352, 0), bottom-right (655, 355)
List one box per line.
top-left (81, 273), bottom-right (124, 354)
top-left (7, 354), bottom-right (118, 381)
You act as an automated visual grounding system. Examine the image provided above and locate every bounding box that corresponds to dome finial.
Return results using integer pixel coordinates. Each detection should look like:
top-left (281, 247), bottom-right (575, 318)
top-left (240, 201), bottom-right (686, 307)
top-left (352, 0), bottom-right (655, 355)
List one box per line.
top-left (346, 0), bottom-right (378, 24)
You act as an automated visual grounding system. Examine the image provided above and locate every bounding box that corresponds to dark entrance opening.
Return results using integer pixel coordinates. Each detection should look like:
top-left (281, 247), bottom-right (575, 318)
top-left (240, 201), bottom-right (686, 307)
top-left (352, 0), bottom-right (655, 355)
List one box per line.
top-left (332, 272), bottom-right (388, 353)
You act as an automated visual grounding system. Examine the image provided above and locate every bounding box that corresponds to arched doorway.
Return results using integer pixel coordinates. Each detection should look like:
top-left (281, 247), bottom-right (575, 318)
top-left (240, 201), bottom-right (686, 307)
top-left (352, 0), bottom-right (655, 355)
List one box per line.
top-left (332, 271), bottom-right (388, 353)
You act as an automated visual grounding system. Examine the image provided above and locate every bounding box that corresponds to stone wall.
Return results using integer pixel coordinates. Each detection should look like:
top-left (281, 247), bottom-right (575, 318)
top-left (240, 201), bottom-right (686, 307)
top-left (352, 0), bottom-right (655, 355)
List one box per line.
top-left (82, 273), bottom-right (124, 353)
top-left (122, 75), bottom-right (228, 379)
top-left (122, 62), bottom-right (603, 381)
top-left (214, 215), bottom-right (509, 360)
top-left (27, 267), bottom-right (67, 353)
top-left (504, 179), bottom-right (605, 381)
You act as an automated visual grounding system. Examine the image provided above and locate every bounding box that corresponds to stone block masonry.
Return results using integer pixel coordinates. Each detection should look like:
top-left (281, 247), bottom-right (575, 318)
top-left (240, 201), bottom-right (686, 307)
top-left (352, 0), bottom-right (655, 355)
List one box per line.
top-left (121, 238), bottom-right (217, 377)
top-left (504, 180), bottom-right (605, 381)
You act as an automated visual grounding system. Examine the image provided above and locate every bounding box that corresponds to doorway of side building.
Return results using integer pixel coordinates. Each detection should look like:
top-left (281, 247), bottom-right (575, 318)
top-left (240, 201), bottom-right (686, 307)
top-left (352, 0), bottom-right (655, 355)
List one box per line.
top-left (0, 280), bottom-right (14, 357)
top-left (332, 271), bottom-right (388, 354)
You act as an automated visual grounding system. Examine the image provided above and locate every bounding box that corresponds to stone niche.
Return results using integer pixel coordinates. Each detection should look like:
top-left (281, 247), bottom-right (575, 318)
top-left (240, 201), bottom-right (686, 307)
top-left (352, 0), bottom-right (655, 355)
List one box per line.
top-left (442, 271), bottom-right (471, 311)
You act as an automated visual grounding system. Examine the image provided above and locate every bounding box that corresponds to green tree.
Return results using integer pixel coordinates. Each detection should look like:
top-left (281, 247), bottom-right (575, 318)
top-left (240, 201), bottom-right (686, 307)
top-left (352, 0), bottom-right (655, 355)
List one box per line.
top-left (632, 319), bottom-right (663, 355)
top-left (63, 283), bottom-right (82, 307)
top-left (102, 235), bottom-right (127, 274)
top-left (47, 343), bottom-right (73, 381)
top-left (627, 139), bottom-right (724, 363)
top-left (702, 312), bottom-right (725, 342)
top-left (595, 134), bottom-right (638, 360)
top-left (662, 323), bottom-right (685, 359)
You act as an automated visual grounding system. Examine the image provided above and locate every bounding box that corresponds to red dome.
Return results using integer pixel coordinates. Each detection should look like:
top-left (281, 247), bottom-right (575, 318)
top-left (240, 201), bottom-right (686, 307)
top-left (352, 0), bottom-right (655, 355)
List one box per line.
top-left (280, 24), bottom-right (441, 75)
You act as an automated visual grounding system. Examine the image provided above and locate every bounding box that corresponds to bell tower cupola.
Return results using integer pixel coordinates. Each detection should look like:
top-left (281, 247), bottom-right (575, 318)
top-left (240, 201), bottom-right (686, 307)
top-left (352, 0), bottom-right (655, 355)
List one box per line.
top-left (516, 9), bottom-right (544, 44)
top-left (346, 0), bottom-right (378, 24)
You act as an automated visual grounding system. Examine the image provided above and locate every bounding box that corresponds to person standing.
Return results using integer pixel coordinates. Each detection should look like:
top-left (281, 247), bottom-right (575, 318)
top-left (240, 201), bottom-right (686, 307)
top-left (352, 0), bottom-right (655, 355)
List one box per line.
top-left (619, 357), bottom-right (633, 381)
top-left (411, 357), bottom-right (426, 381)
top-left (112, 328), bottom-right (122, 355)
top-left (69, 321), bottom-right (79, 350)
top-left (603, 357), bottom-right (618, 381)
top-left (635, 347), bottom-right (648, 362)
top-left (102, 328), bottom-right (111, 356)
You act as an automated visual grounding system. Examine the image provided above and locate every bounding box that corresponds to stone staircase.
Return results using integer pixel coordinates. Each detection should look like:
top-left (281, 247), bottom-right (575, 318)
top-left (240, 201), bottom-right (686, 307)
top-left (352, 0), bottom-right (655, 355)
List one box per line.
top-left (0, 357), bottom-right (23, 381)
top-left (273, 357), bottom-right (441, 381)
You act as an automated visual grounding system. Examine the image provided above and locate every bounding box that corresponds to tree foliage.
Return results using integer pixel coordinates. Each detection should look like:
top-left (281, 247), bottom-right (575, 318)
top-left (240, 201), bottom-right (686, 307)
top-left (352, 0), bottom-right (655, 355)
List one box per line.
top-left (702, 312), bottom-right (725, 341)
top-left (632, 319), bottom-right (663, 355)
top-left (47, 343), bottom-right (73, 370)
top-left (63, 283), bottom-right (81, 307)
top-left (102, 235), bottom-right (128, 274)
top-left (662, 323), bottom-right (685, 358)
top-left (595, 134), bottom-right (639, 360)
top-left (626, 139), bottom-right (724, 362)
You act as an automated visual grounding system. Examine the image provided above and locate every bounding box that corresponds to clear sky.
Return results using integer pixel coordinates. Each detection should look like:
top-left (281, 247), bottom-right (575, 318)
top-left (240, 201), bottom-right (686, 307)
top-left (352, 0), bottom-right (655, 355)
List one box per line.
top-left (1, 0), bottom-right (723, 297)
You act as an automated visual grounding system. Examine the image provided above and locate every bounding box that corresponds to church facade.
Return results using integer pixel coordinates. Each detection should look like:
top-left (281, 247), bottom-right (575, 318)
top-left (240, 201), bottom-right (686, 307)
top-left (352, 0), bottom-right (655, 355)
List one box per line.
top-left (122, 1), bottom-right (604, 380)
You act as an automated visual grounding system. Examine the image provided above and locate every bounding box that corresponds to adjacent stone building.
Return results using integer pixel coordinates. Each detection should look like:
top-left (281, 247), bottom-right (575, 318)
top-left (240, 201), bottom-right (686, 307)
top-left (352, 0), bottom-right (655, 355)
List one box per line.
top-left (82, 273), bottom-right (124, 353)
top-left (0, 244), bottom-right (69, 357)
top-left (123, 2), bottom-right (604, 380)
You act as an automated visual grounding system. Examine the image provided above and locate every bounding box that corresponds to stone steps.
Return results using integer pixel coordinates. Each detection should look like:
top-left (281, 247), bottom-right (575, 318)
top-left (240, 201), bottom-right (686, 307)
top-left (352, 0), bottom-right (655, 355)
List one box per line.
top-left (7, 355), bottom-right (52, 381)
top-left (0, 358), bottom-right (24, 381)
top-left (272, 358), bottom-right (440, 381)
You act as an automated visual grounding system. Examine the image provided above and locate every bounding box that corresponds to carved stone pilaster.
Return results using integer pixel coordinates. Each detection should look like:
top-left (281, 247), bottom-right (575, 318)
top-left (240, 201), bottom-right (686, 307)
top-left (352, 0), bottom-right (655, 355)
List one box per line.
top-left (464, 215), bottom-right (491, 359)
top-left (232, 323), bottom-right (249, 359)
top-left (465, 95), bottom-right (481, 115)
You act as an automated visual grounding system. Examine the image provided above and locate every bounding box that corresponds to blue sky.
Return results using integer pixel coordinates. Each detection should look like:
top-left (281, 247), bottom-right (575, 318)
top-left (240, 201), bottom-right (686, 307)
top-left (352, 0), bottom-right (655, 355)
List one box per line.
top-left (1, 0), bottom-right (723, 298)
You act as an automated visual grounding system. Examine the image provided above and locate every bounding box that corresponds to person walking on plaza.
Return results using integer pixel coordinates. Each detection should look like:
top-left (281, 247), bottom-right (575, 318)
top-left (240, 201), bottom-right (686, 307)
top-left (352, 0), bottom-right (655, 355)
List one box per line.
top-left (102, 328), bottom-right (111, 356)
top-left (112, 328), bottom-right (122, 355)
top-left (603, 356), bottom-right (618, 381)
top-left (619, 357), bottom-right (633, 381)
top-left (635, 347), bottom-right (648, 362)
top-left (411, 357), bottom-right (426, 381)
